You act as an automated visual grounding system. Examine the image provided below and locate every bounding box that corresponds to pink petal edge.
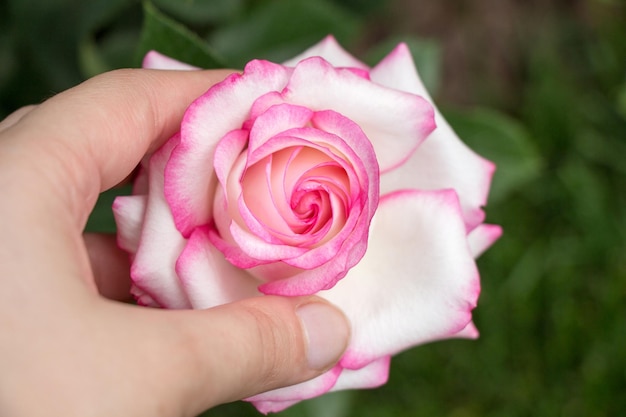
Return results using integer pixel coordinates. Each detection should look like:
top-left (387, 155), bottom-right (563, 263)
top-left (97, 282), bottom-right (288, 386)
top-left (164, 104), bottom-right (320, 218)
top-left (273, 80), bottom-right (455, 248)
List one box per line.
top-left (468, 223), bottom-right (503, 258)
top-left (247, 365), bottom-right (343, 414)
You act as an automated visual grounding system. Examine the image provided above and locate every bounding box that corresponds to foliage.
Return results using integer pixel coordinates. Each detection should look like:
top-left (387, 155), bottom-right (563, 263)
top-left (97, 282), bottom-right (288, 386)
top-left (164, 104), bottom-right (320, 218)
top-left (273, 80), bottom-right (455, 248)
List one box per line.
top-left (2, 1), bottom-right (625, 416)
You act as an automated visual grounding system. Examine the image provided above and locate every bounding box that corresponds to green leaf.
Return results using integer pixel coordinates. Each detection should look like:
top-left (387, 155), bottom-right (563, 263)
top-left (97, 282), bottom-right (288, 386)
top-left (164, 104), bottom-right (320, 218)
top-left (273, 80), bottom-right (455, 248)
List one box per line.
top-left (151, 0), bottom-right (244, 26)
top-left (208, 0), bottom-right (361, 67)
top-left (137, 1), bottom-right (225, 68)
top-left (78, 37), bottom-right (113, 78)
top-left (444, 108), bottom-right (543, 203)
top-left (617, 80), bottom-right (626, 119)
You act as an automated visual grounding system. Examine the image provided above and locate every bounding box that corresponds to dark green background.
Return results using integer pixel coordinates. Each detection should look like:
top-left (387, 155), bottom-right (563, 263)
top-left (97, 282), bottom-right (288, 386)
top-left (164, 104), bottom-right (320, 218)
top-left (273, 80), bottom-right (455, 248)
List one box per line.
top-left (2, 0), bottom-right (625, 416)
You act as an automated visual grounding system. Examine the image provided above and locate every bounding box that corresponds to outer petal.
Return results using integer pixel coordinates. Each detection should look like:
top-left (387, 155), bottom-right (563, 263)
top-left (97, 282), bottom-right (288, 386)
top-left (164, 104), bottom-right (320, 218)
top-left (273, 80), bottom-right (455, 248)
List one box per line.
top-left (112, 195), bottom-right (147, 254)
top-left (131, 135), bottom-right (191, 309)
top-left (372, 43), bottom-right (495, 231)
top-left (175, 226), bottom-right (259, 309)
top-left (284, 57), bottom-right (435, 173)
top-left (142, 50), bottom-right (200, 70)
top-left (247, 365), bottom-right (343, 414)
top-left (452, 321), bottom-right (480, 339)
top-left (331, 356), bottom-right (391, 392)
top-left (321, 190), bottom-right (480, 369)
top-left (165, 60), bottom-right (291, 237)
top-left (467, 223), bottom-right (503, 258)
top-left (282, 35), bottom-right (368, 69)
top-left (248, 352), bottom-right (390, 412)
top-left (130, 284), bottom-right (160, 308)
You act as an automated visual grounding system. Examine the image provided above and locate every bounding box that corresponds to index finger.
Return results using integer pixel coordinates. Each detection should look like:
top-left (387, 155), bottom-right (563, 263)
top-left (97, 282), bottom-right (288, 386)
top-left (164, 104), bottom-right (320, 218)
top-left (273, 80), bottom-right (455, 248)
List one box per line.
top-left (0, 69), bottom-right (232, 226)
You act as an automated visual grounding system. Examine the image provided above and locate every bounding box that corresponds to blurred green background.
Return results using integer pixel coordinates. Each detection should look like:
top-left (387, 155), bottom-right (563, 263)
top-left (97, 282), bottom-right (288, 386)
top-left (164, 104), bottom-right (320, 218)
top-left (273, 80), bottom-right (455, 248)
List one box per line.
top-left (2, 0), bottom-right (625, 416)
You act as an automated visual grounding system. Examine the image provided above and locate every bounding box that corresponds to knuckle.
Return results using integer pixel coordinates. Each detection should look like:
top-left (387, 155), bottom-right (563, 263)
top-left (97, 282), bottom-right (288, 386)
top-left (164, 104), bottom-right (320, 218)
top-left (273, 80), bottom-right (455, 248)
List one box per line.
top-left (240, 303), bottom-right (299, 386)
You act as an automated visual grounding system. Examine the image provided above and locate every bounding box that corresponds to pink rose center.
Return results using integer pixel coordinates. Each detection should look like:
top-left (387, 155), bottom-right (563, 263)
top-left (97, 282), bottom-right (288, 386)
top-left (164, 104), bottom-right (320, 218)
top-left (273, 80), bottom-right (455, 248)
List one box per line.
top-left (240, 145), bottom-right (350, 247)
top-left (208, 103), bottom-right (379, 284)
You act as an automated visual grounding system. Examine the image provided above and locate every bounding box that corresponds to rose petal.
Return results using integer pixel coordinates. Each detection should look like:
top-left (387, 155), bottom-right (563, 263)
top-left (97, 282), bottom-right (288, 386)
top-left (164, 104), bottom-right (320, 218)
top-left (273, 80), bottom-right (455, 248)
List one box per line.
top-left (241, 129), bottom-right (374, 245)
top-left (369, 43), bottom-right (423, 93)
top-left (215, 120), bottom-right (378, 285)
top-left (251, 399), bottom-right (299, 416)
top-left (175, 226), bottom-right (259, 309)
top-left (165, 60), bottom-right (291, 237)
top-left (233, 116), bottom-right (379, 266)
top-left (212, 129), bottom-right (249, 188)
top-left (247, 355), bottom-right (391, 412)
top-left (236, 146), bottom-right (345, 250)
top-left (247, 103), bottom-right (314, 153)
top-left (258, 229), bottom-right (367, 296)
top-left (282, 35), bottom-right (368, 69)
top-left (130, 284), bottom-right (160, 308)
top-left (310, 110), bottom-right (379, 214)
top-left (320, 189), bottom-right (480, 369)
top-left (467, 223), bottom-right (503, 258)
top-left (283, 57), bottom-right (435, 173)
top-left (131, 135), bottom-right (191, 309)
top-left (247, 365), bottom-right (342, 414)
top-left (331, 356), bottom-right (391, 392)
top-left (142, 50), bottom-right (200, 70)
top-left (228, 220), bottom-right (308, 263)
top-left (452, 321), bottom-right (480, 339)
top-left (372, 43), bottom-right (495, 231)
top-left (112, 195), bottom-right (147, 254)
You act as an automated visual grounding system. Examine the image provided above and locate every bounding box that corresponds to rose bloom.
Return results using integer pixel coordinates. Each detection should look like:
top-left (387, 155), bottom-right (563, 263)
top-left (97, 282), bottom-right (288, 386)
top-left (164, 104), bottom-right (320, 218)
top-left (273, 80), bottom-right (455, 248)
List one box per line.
top-left (113, 36), bottom-right (502, 413)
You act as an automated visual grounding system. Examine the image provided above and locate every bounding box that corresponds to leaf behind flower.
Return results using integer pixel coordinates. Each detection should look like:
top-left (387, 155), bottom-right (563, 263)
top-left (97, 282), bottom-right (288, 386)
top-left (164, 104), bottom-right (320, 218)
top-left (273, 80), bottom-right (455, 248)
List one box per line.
top-left (137, 1), bottom-right (226, 69)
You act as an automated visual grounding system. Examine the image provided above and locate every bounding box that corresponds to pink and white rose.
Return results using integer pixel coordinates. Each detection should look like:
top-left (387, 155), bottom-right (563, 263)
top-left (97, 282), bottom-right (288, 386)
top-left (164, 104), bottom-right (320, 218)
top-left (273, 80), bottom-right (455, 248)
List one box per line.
top-left (114, 36), bottom-right (501, 413)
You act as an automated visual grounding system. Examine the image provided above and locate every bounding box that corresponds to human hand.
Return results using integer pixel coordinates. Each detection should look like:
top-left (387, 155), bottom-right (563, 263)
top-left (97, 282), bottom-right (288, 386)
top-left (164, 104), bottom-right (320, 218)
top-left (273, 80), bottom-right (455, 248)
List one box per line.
top-left (0, 69), bottom-right (350, 417)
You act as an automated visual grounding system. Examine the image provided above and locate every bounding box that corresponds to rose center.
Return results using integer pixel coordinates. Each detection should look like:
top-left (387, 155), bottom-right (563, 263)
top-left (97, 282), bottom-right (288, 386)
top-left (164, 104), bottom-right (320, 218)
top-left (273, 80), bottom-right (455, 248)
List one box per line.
top-left (290, 188), bottom-right (328, 234)
top-left (240, 145), bottom-right (349, 244)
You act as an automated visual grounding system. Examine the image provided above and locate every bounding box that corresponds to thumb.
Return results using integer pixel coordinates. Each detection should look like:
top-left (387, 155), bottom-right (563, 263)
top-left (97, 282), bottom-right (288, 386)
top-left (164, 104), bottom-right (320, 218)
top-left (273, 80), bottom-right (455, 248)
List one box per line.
top-left (168, 295), bottom-right (350, 414)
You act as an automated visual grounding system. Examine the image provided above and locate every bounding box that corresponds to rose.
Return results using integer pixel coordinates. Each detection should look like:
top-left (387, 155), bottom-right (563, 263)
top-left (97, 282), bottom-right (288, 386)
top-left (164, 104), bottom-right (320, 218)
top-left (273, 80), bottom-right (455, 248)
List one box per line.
top-left (113, 36), bottom-right (501, 413)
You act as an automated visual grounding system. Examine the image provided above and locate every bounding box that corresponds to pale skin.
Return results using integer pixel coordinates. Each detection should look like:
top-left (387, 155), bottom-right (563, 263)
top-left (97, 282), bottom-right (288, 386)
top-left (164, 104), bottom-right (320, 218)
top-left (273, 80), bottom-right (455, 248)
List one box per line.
top-left (0, 69), bottom-right (350, 417)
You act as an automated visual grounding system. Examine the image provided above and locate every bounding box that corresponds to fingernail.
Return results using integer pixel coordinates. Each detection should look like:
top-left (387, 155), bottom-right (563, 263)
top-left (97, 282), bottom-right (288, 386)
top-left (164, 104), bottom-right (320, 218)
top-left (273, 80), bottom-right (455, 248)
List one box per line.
top-left (296, 302), bottom-right (350, 370)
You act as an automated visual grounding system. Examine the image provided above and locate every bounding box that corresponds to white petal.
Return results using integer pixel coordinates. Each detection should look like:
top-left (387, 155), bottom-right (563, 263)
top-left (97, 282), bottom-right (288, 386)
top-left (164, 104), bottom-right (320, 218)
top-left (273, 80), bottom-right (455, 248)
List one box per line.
top-left (112, 195), bottom-right (147, 254)
top-left (284, 57), bottom-right (435, 173)
top-left (451, 321), bottom-right (479, 339)
top-left (373, 44), bottom-right (495, 231)
top-left (321, 190), bottom-right (480, 369)
top-left (131, 135), bottom-right (191, 309)
top-left (467, 223), bottom-right (503, 258)
top-left (331, 356), bottom-right (390, 392)
top-left (247, 365), bottom-right (342, 414)
top-left (142, 50), bottom-right (199, 70)
top-left (175, 226), bottom-right (260, 309)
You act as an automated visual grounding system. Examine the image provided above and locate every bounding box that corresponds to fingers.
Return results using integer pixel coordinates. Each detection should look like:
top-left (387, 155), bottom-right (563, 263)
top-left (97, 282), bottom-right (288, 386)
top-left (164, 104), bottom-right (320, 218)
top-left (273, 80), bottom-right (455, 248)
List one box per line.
top-left (164, 296), bottom-right (351, 414)
top-left (0, 69), bottom-right (233, 227)
top-left (83, 233), bottom-right (132, 301)
top-left (0, 105), bottom-right (37, 133)
top-left (0, 295), bottom-right (349, 417)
